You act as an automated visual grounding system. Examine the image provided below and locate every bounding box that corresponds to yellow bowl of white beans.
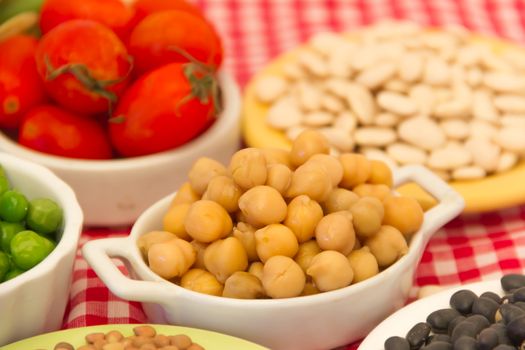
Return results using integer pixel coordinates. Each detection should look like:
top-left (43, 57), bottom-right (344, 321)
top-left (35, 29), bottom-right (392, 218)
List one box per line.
top-left (242, 20), bottom-right (525, 213)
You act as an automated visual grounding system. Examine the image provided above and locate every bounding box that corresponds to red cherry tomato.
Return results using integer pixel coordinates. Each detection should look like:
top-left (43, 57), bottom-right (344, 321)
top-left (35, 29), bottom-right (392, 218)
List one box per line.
top-left (39, 0), bottom-right (135, 41)
top-left (35, 20), bottom-right (132, 116)
top-left (131, 0), bottom-right (204, 25)
top-left (109, 62), bottom-right (219, 157)
top-left (128, 10), bottom-right (223, 75)
top-left (0, 35), bottom-right (46, 129)
top-left (18, 105), bottom-right (112, 159)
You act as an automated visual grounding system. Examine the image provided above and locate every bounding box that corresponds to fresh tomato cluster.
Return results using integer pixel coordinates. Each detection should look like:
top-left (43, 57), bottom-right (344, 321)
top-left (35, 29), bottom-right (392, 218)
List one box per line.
top-left (0, 0), bottom-right (223, 159)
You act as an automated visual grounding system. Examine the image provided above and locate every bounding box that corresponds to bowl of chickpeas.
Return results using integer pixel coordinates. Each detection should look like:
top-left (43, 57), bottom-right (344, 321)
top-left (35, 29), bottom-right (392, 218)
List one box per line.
top-left (83, 130), bottom-right (464, 350)
top-left (0, 152), bottom-right (83, 346)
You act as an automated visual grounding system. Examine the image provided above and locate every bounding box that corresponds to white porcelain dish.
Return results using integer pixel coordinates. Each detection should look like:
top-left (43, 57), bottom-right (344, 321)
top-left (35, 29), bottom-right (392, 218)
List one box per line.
top-left (358, 278), bottom-right (503, 350)
top-left (0, 71), bottom-right (241, 227)
top-left (0, 152), bottom-right (83, 346)
top-left (82, 165), bottom-right (464, 350)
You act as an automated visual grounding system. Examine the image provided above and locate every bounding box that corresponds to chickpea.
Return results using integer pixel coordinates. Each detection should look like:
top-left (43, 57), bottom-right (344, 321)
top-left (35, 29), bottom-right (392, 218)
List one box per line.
top-left (284, 195), bottom-right (324, 243)
top-left (350, 197), bottom-right (384, 239)
top-left (315, 212), bottom-right (356, 255)
top-left (306, 250), bottom-right (354, 292)
top-left (202, 175), bottom-right (242, 213)
top-left (339, 153), bottom-right (372, 189)
top-left (290, 130), bottom-right (330, 167)
top-left (322, 188), bottom-right (359, 214)
top-left (163, 204), bottom-right (191, 240)
top-left (170, 182), bottom-right (200, 207)
top-left (238, 186), bottom-right (287, 227)
top-left (180, 268), bottom-right (224, 296)
top-left (286, 163), bottom-right (333, 202)
top-left (184, 200), bottom-right (233, 242)
top-left (188, 157), bottom-right (227, 195)
top-left (259, 147), bottom-right (292, 168)
top-left (306, 154), bottom-right (343, 186)
top-left (255, 224), bottom-right (299, 263)
top-left (353, 184), bottom-right (391, 202)
top-left (265, 163), bottom-right (292, 195)
top-left (301, 281), bottom-right (321, 296)
top-left (190, 240), bottom-right (208, 269)
top-left (148, 239), bottom-right (196, 279)
top-left (365, 225), bottom-right (408, 268)
top-left (223, 271), bottom-right (265, 299)
top-left (232, 222), bottom-right (258, 262)
top-left (347, 247), bottom-right (379, 283)
top-left (262, 255), bottom-right (305, 298)
top-left (248, 261), bottom-right (264, 281)
top-left (204, 237), bottom-right (248, 283)
top-left (228, 148), bottom-right (267, 190)
top-left (383, 196), bottom-right (424, 237)
top-left (294, 240), bottom-right (322, 273)
top-left (137, 231), bottom-right (178, 258)
top-left (368, 160), bottom-right (393, 188)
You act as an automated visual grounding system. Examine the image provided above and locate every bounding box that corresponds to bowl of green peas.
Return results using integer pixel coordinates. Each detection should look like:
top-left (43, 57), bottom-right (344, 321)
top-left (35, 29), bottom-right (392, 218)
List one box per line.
top-left (0, 152), bottom-right (83, 346)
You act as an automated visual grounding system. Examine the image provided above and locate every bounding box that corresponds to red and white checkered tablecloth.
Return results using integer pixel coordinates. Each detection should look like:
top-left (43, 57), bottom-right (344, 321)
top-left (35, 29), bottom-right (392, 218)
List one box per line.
top-left (62, 1), bottom-right (525, 349)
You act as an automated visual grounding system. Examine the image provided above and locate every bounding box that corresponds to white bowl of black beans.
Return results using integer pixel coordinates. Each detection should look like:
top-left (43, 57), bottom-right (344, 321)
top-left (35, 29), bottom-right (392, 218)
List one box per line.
top-left (359, 274), bottom-right (525, 350)
top-left (0, 152), bottom-right (83, 346)
top-left (83, 164), bottom-right (464, 350)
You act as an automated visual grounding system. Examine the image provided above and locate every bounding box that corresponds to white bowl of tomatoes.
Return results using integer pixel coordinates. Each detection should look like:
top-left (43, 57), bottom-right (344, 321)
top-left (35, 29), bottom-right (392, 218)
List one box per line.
top-left (0, 0), bottom-right (242, 226)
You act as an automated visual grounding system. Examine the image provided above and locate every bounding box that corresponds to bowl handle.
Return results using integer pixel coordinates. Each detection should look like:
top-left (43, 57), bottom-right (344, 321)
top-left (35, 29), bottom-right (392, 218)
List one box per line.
top-left (82, 237), bottom-right (176, 304)
top-left (393, 165), bottom-right (465, 244)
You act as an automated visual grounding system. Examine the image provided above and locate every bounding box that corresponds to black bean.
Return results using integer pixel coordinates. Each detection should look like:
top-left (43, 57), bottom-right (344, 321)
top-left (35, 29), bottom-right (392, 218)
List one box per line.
top-left (465, 315), bottom-right (491, 333)
top-left (428, 334), bottom-right (452, 344)
top-left (481, 291), bottom-right (502, 304)
top-left (509, 287), bottom-right (525, 303)
top-left (423, 341), bottom-right (452, 350)
top-left (477, 328), bottom-right (499, 350)
top-left (472, 297), bottom-right (500, 322)
top-left (489, 323), bottom-right (513, 346)
top-left (513, 301), bottom-right (525, 311)
top-left (450, 290), bottom-right (478, 315)
top-left (507, 315), bottom-right (525, 346)
top-left (385, 336), bottom-right (411, 350)
top-left (501, 274), bottom-right (525, 292)
top-left (448, 316), bottom-right (467, 336)
top-left (427, 309), bottom-right (462, 333)
top-left (493, 345), bottom-right (516, 350)
top-left (451, 321), bottom-right (481, 343)
top-left (407, 322), bottom-right (432, 350)
top-left (453, 336), bottom-right (477, 350)
top-left (499, 303), bottom-right (525, 324)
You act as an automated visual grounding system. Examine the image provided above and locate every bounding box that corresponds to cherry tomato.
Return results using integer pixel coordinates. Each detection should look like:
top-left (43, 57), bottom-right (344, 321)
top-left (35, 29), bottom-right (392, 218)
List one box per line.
top-left (131, 0), bottom-right (204, 25)
top-left (0, 35), bottom-right (46, 129)
top-left (128, 10), bottom-right (223, 75)
top-left (39, 0), bottom-right (135, 41)
top-left (109, 62), bottom-right (219, 157)
top-left (18, 105), bottom-right (112, 160)
top-left (35, 19), bottom-right (132, 116)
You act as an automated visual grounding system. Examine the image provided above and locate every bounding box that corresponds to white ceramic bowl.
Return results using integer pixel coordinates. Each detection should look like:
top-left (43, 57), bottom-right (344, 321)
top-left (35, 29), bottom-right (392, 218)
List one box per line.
top-left (0, 152), bottom-right (83, 346)
top-left (0, 71), bottom-right (241, 227)
top-left (83, 165), bottom-right (464, 350)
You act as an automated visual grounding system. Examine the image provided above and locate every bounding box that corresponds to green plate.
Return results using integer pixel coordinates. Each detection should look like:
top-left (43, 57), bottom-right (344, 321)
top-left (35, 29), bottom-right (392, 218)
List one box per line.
top-left (2, 324), bottom-right (269, 350)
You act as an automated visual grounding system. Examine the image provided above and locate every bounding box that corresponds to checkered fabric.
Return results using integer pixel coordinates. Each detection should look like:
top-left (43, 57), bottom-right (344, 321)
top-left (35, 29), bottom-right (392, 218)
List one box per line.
top-left (62, 1), bottom-right (525, 349)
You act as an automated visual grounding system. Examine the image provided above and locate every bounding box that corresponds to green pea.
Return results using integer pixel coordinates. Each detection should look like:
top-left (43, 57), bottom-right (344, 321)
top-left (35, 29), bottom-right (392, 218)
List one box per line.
top-left (10, 230), bottom-right (55, 270)
top-left (26, 198), bottom-right (63, 235)
top-left (4, 266), bottom-right (24, 281)
top-left (0, 221), bottom-right (25, 253)
top-left (0, 175), bottom-right (10, 197)
top-left (0, 189), bottom-right (28, 222)
top-left (0, 251), bottom-right (10, 281)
